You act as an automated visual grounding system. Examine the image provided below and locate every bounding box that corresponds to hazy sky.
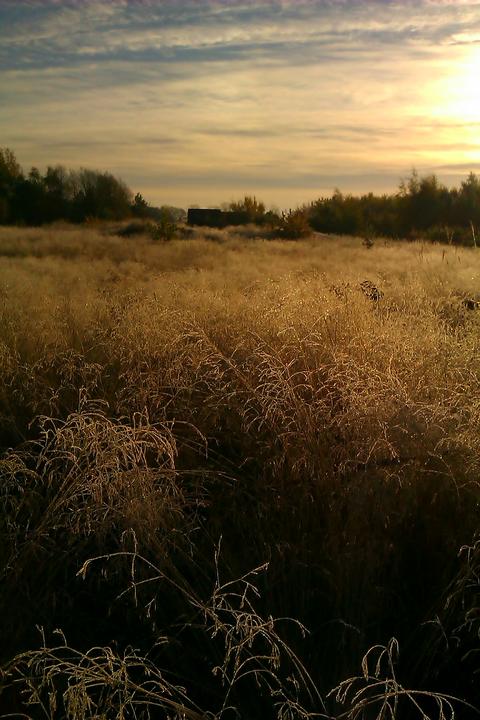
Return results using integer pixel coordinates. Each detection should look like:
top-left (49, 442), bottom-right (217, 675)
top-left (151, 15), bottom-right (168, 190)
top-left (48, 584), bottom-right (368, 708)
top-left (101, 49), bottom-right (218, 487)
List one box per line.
top-left (2, 0), bottom-right (480, 208)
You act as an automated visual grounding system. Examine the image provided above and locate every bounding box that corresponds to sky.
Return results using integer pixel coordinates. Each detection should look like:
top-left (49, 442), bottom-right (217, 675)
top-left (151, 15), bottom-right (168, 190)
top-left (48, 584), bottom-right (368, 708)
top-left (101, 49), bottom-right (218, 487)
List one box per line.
top-left (1, 0), bottom-right (480, 209)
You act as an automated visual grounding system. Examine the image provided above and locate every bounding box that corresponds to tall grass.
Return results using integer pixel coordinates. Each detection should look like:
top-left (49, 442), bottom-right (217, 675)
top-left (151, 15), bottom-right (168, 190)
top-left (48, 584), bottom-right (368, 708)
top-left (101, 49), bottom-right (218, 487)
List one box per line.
top-left (1, 225), bottom-right (480, 717)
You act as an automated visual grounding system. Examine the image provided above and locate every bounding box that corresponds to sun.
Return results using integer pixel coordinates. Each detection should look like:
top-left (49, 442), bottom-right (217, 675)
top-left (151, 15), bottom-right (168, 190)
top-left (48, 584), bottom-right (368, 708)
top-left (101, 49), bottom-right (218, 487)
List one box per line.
top-left (441, 46), bottom-right (480, 123)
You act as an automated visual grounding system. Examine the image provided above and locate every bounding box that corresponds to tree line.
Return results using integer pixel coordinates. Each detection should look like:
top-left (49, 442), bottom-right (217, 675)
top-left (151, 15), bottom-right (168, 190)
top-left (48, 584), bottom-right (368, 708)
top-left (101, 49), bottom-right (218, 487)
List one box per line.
top-left (226, 173), bottom-right (480, 244)
top-left (307, 170), bottom-right (480, 244)
top-left (0, 148), bottom-right (142, 225)
top-left (2, 146), bottom-right (480, 244)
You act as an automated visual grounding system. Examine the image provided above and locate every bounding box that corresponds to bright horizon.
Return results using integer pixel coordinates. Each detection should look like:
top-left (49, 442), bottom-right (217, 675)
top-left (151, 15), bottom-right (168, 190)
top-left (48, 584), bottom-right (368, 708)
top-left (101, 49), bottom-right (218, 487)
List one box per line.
top-left (2, 0), bottom-right (480, 209)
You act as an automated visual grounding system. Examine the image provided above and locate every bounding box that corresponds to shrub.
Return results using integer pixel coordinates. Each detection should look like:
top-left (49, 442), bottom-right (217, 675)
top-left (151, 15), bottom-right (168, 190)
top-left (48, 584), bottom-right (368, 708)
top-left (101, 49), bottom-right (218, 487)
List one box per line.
top-left (278, 208), bottom-right (311, 238)
top-left (228, 195), bottom-right (266, 223)
top-left (147, 210), bottom-right (177, 241)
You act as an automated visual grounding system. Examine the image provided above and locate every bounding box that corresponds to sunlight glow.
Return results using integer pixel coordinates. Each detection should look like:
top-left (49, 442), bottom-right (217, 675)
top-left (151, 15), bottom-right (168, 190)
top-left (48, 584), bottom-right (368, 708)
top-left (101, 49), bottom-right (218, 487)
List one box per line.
top-left (443, 47), bottom-right (480, 122)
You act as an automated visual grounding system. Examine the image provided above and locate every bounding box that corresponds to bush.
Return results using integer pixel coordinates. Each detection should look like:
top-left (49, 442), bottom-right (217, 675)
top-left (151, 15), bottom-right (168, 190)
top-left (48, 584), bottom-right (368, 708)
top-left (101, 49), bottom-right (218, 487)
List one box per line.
top-left (278, 208), bottom-right (311, 238)
top-left (228, 195), bottom-right (266, 224)
top-left (147, 210), bottom-right (177, 241)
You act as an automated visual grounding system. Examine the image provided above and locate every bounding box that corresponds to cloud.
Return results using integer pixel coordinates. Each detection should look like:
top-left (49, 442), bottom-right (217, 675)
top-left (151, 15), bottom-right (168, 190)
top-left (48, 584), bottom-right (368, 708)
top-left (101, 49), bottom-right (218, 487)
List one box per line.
top-left (448, 30), bottom-right (480, 43)
top-left (436, 162), bottom-right (480, 171)
top-left (2, 0), bottom-right (479, 72)
top-left (2, 0), bottom-right (480, 206)
top-left (12, 136), bottom-right (182, 150)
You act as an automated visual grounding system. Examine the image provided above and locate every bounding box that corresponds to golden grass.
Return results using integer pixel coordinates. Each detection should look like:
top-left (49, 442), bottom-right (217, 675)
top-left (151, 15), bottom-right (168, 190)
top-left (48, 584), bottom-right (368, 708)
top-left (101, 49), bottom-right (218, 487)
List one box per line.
top-left (1, 225), bottom-right (480, 718)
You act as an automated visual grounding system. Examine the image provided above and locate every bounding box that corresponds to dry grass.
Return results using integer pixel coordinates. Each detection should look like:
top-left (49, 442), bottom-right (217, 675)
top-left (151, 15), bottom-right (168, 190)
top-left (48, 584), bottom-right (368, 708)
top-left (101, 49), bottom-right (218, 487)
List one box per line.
top-left (1, 225), bottom-right (480, 718)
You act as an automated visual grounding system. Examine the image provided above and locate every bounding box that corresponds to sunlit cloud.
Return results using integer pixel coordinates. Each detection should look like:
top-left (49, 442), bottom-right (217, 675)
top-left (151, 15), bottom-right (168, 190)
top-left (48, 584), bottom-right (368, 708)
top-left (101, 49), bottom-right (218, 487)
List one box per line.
top-left (2, 0), bottom-right (480, 207)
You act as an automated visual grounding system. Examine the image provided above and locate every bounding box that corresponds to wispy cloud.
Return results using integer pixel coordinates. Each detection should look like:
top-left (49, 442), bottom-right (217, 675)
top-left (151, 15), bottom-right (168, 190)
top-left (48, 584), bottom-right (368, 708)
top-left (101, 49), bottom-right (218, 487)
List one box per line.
top-left (1, 0), bottom-right (480, 206)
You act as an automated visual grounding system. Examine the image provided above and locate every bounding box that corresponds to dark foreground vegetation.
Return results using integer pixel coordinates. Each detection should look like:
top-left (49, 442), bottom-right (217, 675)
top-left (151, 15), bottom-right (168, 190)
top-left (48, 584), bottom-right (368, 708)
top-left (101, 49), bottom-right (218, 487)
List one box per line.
top-left (0, 226), bottom-right (480, 718)
top-left (2, 146), bottom-right (480, 245)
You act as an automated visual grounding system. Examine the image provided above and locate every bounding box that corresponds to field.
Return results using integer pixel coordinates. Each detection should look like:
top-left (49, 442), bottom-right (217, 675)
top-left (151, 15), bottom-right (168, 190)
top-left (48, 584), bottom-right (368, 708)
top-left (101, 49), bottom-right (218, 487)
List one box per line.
top-left (1, 224), bottom-right (480, 719)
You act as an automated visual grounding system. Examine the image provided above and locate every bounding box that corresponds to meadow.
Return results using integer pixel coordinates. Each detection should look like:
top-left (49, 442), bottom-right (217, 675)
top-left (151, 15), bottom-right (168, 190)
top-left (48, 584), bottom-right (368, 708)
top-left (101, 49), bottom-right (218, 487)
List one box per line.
top-left (1, 223), bottom-right (480, 719)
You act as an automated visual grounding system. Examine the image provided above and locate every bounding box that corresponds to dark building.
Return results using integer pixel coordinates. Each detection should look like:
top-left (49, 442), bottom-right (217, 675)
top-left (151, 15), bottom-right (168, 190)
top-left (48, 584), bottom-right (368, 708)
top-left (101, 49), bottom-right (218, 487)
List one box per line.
top-left (187, 208), bottom-right (249, 228)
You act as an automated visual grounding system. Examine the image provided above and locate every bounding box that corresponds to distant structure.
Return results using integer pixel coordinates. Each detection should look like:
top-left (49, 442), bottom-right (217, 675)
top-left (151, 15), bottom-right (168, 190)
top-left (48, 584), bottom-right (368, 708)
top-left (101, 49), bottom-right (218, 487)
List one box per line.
top-left (187, 208), bottom-right (249, 228)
